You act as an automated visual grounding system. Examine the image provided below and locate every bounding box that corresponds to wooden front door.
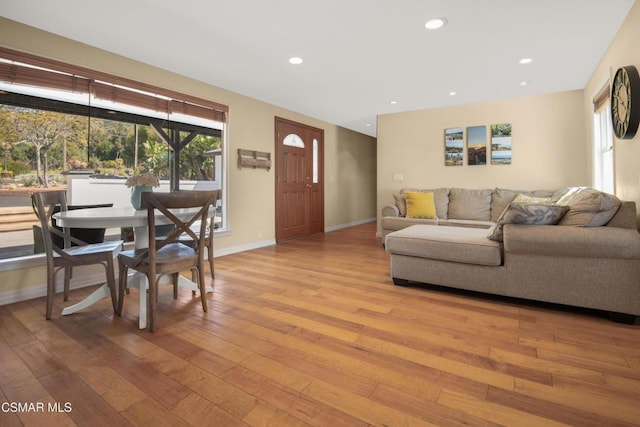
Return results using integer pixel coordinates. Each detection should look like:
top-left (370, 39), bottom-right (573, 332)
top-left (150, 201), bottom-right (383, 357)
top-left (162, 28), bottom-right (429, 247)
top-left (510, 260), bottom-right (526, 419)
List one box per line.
top-left (275, 117), bottom-right (324, 242)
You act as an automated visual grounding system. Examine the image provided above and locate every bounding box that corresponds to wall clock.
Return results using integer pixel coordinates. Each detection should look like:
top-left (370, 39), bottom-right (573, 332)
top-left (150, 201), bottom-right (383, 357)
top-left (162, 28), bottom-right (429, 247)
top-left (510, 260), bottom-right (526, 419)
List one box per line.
top-left (611, 65), bottom-right (640, 140)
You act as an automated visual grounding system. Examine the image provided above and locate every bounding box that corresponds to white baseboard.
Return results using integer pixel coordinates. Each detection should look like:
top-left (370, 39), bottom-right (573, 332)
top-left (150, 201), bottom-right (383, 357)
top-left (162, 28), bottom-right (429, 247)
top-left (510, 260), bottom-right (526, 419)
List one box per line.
top-left (0, 273), bottom-right (111, 307)
top-left (325, 217), bottom-right (376, 233)
top-left (214, 238), bottom-right (276, 257)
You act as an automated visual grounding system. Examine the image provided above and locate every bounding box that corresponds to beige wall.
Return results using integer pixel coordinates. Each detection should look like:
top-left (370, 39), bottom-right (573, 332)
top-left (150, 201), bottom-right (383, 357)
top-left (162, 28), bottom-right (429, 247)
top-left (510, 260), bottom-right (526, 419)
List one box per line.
top-left (584, 0), bottom-right (640, 213)
top-left (377, 90), bottom-right (588, 229)
top-left (0, 18), bottom-right (377, 302)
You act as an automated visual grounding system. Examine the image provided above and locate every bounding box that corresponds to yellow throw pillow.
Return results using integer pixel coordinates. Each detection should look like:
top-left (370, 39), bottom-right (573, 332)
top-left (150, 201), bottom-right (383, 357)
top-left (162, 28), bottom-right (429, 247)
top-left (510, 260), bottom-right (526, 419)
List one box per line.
top-left (405, 192), bottom-right (437, 219)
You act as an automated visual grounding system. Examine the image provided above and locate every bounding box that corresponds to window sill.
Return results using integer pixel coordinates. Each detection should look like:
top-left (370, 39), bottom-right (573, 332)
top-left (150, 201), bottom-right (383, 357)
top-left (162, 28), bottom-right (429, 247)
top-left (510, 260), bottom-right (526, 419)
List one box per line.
top-left (0, 253), bottom-right (45, 272)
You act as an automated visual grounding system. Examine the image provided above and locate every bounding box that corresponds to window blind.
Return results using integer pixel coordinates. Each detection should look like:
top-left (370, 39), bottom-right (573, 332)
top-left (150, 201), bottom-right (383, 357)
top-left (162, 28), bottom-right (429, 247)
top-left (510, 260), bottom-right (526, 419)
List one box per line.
top-left (0, 46), bottom-right (227, 123)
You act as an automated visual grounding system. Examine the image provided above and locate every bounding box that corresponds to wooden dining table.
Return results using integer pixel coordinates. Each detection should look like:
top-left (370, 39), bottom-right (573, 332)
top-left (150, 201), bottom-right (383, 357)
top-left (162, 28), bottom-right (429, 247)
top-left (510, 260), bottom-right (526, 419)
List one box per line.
top-left (54, 205), bottom-right (213, 328)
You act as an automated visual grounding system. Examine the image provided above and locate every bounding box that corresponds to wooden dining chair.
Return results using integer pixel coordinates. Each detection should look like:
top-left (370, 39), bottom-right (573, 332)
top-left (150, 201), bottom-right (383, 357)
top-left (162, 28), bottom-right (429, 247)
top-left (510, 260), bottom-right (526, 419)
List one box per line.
top-left (32, 190), bottom-right (123, 320)
top-left (181, 189), bottom-right (219, 280)
top-left (116, 190), bottom-right (216, 332)
top-left (32, 202), bottom-right (114, 253)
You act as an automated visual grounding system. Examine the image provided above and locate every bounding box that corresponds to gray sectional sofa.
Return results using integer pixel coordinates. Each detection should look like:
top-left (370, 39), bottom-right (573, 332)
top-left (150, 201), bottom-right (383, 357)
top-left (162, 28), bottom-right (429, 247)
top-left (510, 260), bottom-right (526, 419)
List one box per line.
top-left (382, 187), bottom-right (640, 322)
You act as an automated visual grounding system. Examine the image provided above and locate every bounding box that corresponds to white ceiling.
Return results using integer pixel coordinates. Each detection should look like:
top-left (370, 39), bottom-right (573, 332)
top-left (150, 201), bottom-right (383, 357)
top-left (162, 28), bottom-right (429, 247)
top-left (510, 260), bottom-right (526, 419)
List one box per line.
top-left (0, 0), bottom-right (635, 137)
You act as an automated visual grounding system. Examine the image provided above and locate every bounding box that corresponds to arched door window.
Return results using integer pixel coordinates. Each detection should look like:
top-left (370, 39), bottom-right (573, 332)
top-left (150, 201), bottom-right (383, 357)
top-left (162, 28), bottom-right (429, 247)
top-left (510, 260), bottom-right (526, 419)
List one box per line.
top-left (283, 133), bottom-right (305, 148)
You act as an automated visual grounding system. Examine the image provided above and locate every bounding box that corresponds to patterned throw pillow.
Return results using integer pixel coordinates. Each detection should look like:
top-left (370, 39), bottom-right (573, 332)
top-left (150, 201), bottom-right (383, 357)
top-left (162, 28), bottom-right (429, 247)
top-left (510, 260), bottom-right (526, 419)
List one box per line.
top-left (487, 203), bottom-right (570, 242)
top-left (512, 193), bottom-right (553, 205)
top-left (405, 192), bottom-right (437, 219)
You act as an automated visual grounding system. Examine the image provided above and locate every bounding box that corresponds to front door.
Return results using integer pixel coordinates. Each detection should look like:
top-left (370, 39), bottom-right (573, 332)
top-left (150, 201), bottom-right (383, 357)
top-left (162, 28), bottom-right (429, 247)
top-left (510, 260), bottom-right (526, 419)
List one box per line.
top-left (275, 117), bottom-right (324, 242)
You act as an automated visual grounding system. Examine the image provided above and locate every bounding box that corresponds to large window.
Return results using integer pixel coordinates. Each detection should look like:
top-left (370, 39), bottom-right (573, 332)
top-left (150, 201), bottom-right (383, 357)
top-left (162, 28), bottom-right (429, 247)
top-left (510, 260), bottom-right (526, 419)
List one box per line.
top-left (0, 47), bottom-right (228, 260)
top-left (593, 82), bottom-right (614, 194)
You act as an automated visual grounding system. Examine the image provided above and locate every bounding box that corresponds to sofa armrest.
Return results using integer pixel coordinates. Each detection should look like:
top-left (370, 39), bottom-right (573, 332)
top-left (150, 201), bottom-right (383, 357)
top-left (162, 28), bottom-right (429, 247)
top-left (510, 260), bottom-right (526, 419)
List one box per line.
top-left (382, 204), bottom-right (400, 217)
top-left (503, 224), bottom-right (640, 259)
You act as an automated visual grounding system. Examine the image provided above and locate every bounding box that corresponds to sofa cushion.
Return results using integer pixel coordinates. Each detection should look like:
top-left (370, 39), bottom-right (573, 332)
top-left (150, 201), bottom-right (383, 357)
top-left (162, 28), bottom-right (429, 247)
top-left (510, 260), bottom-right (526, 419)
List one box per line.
top-left (385, 225), bottom-right (502, 266)
top-left (401, 188), bottom-right (450, 219)
top-left (393, 193), bottom-right (407, 216)
top-left (381, 216), bottom-right (439, 232)
top-left (449, 188), bottom-right (492, 221)
top-left (405, 192), bottom-right (437, 219)
top-left (439, 219), bottom-right (495, 229)
top-left (491, 188), bottom-right (521, 222)
top-left (488, 202), bottom-right (570, 242)
top-left (557, 187), bottom-right (621, 227)
top-left (491, 189), bottom-right (556, 222)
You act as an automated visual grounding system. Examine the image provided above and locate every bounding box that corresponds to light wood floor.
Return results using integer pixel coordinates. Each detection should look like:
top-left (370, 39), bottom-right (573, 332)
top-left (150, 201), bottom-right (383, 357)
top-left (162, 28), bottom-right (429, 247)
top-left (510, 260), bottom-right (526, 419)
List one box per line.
top-left (1, 222), bottom-right (640, 427)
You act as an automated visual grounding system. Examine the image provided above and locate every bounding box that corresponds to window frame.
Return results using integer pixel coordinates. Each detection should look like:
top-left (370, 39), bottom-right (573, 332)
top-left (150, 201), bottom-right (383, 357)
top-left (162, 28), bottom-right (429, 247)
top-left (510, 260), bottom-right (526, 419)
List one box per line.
top-left (0, 47), bottom-right (229, 264)
top-left (592, 81), bottom-right (615, 194)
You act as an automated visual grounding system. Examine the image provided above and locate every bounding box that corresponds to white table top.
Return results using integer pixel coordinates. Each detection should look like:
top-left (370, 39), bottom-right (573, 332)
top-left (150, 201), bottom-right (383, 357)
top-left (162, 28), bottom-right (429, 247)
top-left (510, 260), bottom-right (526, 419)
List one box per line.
top-left (54, 206), bottom-right (203, 229)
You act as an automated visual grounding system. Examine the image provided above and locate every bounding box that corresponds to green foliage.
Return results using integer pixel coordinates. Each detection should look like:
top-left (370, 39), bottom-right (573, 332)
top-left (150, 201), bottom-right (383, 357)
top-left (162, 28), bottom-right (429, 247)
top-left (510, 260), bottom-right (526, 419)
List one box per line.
top-left (180, 134), bottom-right (220, 180)
top-left (1, 102), bottom-right (221, 184)
top-left (20, 175), bottom-right (39, 187)
top-left (5, 160), bottom-right (30, 176)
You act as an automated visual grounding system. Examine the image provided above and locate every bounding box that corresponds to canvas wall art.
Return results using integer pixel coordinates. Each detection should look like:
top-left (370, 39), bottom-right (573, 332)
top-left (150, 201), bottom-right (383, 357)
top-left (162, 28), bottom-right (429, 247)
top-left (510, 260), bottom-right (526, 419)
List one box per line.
top-left (490, 123), bottom-right (512, 165)
top-left (444, 127), bottom-right (463, 166)
top-left (467, 125), bottom-right (487, 165)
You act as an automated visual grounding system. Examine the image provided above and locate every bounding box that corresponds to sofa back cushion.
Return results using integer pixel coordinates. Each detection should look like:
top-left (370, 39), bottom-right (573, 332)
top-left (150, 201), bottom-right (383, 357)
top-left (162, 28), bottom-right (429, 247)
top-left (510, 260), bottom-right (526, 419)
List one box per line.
top-left (491, 188), bottom-right (520, 222)
top-left (557, 187), bottom-right (621, 226)
top-left (448, 188), bottom-right (492, 221)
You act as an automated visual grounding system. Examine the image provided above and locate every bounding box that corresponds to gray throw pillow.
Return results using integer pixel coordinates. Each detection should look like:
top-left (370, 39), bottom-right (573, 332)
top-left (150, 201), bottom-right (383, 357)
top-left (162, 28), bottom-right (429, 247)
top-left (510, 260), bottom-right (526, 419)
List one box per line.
top-left (487, 203), bottom-right (570, 242)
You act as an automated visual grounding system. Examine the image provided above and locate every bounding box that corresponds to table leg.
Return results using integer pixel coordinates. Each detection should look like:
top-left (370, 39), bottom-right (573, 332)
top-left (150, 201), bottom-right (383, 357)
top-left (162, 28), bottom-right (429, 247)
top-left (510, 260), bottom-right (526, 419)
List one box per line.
top-left (176, 275), bottom-right (213, 293)
top-left (60, 273), bottom-right (210, 329)
top-left (61, 284), bottom-right (110, 316)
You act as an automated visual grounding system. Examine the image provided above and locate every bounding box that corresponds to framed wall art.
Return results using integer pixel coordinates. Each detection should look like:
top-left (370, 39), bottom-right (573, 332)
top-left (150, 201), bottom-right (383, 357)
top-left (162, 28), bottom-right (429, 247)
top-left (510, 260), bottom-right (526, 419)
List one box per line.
top-left (444, 127), bottom-right (464, 166)
top-left (466, 125), bottom-right (487, 165)
top-left (490, 123), bottom-right (512, 165)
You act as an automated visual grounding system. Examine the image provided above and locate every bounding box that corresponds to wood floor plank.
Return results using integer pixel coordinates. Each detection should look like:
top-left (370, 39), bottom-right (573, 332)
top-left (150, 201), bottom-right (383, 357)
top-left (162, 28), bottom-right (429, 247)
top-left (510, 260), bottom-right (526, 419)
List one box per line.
top-left (437, 389), bottom-right (570, 427)
top-left (369, 383), bottom-right (489, 427)
top-left (486, 385), bottom-right (633, 427)
top-left (221, 365), bottom-right (368, 427)
top-left (514, 377), bottom-right (640, 425)
top-left (302, 378), bottom-right (437, 426)
top-left (171, 392), bottom-right (248, 426)
top-left (1, 222), bottom-right (640, 426)
top-left (242, 401), bottom-right (312, 427)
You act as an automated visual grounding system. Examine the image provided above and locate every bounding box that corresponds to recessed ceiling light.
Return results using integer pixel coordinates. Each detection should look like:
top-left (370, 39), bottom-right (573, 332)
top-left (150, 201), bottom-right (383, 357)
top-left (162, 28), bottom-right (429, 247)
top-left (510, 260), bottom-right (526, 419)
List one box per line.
top-left (365, 123), bottom-right (372, 127)
top-left (519, 58), bottom-right (533, 65)
top-left (449, 91), bottom-right (457, 96)
top-left (289, 57), bottom-right (303, 65)
top-left (425, 18), bottom-right (447, 30)
top-left (389, 100), bottom-right (398, 105)
top-left (520, 80), bottom-right (530, 86)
